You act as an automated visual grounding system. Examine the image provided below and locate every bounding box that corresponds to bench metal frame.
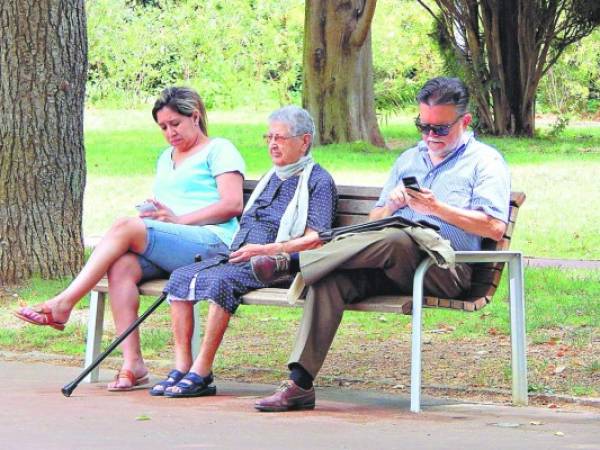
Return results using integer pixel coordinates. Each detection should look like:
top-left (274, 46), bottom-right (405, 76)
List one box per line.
top-left (410, 250), bottom-right (526, 412)
top-left (85, 250), bottom-right (527, 413)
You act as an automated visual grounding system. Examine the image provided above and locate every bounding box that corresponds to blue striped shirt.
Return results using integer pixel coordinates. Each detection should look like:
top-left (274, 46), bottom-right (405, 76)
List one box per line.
top-left (375, 133), bottom-right (511, 251)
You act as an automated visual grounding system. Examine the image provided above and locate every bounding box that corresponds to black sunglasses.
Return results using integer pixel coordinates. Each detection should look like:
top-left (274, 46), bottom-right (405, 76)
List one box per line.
top-left (415, 115), bottom-right (463, 136)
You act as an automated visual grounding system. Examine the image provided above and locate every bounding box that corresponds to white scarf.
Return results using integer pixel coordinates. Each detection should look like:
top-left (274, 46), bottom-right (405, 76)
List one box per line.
top-left (243, 154), bottom-right (315, 243)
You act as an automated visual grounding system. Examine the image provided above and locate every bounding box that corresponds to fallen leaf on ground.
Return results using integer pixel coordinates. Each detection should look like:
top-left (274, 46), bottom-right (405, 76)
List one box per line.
top-left (489, 422), bottom-right (521, 428)
top-left (554, 366), bottom-right (566, 375)
top-left (548, 403), bottom-right (559, 409)
top-left (554, 431), bottom-right (565, 436)
top-left (529, 421), bottom-right (544, 426)
top-left (135, 415), bottom-right (151, 421)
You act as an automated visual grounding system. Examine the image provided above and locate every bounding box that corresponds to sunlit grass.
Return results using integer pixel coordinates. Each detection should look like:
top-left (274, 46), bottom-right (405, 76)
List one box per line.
top-left (83, 109), bottom-right (600, 257)
top-left (4, 268), bottom-right (597, 354)
top-left (2, 266), bottom-right (597, 397)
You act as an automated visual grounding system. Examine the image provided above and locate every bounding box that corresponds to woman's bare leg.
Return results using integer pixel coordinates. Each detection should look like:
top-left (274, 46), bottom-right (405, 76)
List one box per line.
top-left (106, 253), bottom-right (147, 388)
top-left (170, 301), bottom-right (196, 373)
top-left (166, 302), bottom-right (230, 394)
top-left (42, 217), bottom-right (148, 323)
top-left (189, 303), bottom-right (231, 377)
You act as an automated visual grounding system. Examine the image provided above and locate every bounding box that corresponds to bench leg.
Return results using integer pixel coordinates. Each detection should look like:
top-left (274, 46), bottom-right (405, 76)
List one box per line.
top-left (191, 301), bottom-right (203, 359)
top-left (84, 291), bottom-right (106, 383)
top-left (410, 258), bottom-right (435, 413)
top-left (508, 253), bottom-right (528, 405)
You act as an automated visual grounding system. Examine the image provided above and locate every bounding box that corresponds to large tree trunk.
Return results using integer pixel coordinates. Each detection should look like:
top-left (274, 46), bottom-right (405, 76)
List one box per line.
top-left (0, 0), bottom-right (87, 284)
top-left (303, 0), bottom-right (385, 147)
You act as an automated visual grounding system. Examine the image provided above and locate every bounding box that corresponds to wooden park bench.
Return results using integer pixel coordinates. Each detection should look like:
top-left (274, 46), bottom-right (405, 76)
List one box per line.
top-left (86, 180), bottom-right (527, 413)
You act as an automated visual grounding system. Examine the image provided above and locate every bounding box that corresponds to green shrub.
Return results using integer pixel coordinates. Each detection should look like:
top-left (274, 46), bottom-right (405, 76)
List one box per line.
top-left (87, 0), bottom-right (304, 108)
top-left (536, 29), bottom-right (600, 118)
top-left (86, 0), bottom-right (599, 119)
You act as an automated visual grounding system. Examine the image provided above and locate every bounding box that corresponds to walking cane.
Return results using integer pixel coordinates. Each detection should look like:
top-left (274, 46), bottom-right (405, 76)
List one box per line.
top-left (61, 292), bottom-right (167, 397)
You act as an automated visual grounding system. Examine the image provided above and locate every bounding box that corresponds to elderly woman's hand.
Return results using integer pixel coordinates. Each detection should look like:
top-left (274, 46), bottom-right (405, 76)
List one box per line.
top-left (228, 243), bottom-right (282, 263)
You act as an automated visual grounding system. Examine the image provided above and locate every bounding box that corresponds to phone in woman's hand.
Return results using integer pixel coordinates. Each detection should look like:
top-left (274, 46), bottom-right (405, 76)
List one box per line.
top-left (135, 201), bottom-right (158, 213)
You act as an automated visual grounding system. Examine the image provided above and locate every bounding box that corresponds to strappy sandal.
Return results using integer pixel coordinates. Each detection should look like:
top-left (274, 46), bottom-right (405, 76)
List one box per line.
top-left (149, 369), bottom-right (186, 396)
top-left (107, 369), bottom-right (149, 391)
top-left (164, 372), bottom-right (216, 398)
top-left (14, 304), bottom-right (67, 331)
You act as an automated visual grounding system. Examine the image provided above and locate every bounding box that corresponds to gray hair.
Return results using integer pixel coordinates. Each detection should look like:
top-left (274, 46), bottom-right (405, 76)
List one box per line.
top-left (152, 86), bottom-right (208, 135)
top-left (416, 77), bottom-right (470, 116)
top-left (268, 105), bottom-right (315, 152)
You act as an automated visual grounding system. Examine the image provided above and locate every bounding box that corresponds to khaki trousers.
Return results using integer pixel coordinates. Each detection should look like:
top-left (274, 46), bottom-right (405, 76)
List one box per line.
top-left (288, 228), bottom-right (472, 378)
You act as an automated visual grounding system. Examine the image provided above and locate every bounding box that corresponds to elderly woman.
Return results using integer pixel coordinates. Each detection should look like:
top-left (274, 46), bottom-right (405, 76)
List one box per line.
top-left (150, 105), bottom-right (337, 397)
top-left (15, 86), bottom-right (246, 390)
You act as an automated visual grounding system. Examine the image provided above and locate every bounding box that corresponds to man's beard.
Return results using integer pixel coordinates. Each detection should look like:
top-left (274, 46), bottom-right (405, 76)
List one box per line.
top-left (426, 133), bottom-right (465, 158)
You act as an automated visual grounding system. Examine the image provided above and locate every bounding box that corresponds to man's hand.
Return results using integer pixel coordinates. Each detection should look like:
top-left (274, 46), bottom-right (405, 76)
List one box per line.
top-left (403, 187), bottom-right (507, 240)
top-left (404, 187), bottom-right (439, 215)
top-left (370, 184), bottom-right (409, 220)
top-left (386, 185), bottom-right (409, 212)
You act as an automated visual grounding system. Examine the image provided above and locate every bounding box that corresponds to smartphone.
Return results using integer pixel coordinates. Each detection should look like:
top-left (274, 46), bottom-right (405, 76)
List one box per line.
top-left (135, 201), bottom-right (158, 213)
top-left (402, 176), bottom-right (421, 192)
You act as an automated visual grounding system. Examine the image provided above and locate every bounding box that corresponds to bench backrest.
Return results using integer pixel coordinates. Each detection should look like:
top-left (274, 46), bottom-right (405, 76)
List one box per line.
top-left (243, 180), bottom-right (526, 310)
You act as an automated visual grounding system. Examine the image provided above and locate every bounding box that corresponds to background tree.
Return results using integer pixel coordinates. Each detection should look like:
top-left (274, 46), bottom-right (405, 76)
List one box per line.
top-left (0, 0), bottom-right (88, 284)
top-left (418, 0), bottom-right (600, 135)
top-left (303, 0), bottom-right (385, 146)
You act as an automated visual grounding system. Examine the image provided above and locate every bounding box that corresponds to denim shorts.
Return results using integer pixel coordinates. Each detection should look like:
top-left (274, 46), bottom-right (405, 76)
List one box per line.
top-left (138, 219), bottom-right (229, 281)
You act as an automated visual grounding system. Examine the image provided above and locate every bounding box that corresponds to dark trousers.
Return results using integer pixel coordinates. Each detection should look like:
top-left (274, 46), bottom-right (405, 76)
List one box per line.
top-left (288, 228), bottom-right (472, 378)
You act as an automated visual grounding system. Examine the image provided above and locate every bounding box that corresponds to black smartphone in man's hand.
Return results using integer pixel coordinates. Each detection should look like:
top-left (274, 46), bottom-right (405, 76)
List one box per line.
top-left (402, 176), bottom-right (421, 192)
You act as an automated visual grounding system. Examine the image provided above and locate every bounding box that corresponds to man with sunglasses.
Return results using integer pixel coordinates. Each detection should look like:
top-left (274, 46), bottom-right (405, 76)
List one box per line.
top-left (253, 77), bottom-right (511, 412)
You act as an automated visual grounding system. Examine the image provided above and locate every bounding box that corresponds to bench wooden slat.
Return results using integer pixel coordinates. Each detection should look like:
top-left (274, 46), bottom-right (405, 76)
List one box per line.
top-left (333, 214), bottom-right (373, 227)
top-left (336, 184), bottom-right (382, 199)
top-left (336, 198), bottom-right (376, 215)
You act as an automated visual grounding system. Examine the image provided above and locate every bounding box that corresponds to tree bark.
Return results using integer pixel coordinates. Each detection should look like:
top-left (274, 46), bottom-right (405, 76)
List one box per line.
top-left (420, 0), bottom-right (599, 136)
top-left (303, 0), bottom-right (385, 147)
top-left (0, 0), bottom-right (87, 284)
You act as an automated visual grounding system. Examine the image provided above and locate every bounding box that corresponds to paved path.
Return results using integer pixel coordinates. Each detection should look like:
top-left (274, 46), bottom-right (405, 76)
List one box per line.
top-left (1, 361), bottom-right (598, 450)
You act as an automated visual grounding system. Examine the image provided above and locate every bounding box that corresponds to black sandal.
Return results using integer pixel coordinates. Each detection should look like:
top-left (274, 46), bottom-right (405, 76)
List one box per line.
top-left (164, 372), bottom-right (216, 398)
top-left (149, 369), bottom-right (186, 396)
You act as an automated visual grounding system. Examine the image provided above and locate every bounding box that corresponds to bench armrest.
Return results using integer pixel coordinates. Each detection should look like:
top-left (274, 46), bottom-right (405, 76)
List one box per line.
top-left (454, 250), bottom-right (523, 264)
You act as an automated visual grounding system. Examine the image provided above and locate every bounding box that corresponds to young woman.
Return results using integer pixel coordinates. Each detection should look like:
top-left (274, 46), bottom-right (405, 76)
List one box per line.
top-left (15, 86), bottom-right (246, 391)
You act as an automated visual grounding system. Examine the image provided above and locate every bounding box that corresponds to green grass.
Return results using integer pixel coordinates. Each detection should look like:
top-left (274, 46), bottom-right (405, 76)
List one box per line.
top-left (3, 266), bottom-right (597, 397)
top-left (85, 110), bottom-right (600, 177)
top-left (3, 110), bottom-right (598, 398)
top-left (3, 267), bottom-right (597, 354)
top-left (83, 109), bottom-right (600, 258)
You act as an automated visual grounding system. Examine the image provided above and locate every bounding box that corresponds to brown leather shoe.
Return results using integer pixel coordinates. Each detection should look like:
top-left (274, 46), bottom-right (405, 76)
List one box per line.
top-left (255, 380), bottom-right (315, 412)
top-left (250, 253), bottom-right (292, 285)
